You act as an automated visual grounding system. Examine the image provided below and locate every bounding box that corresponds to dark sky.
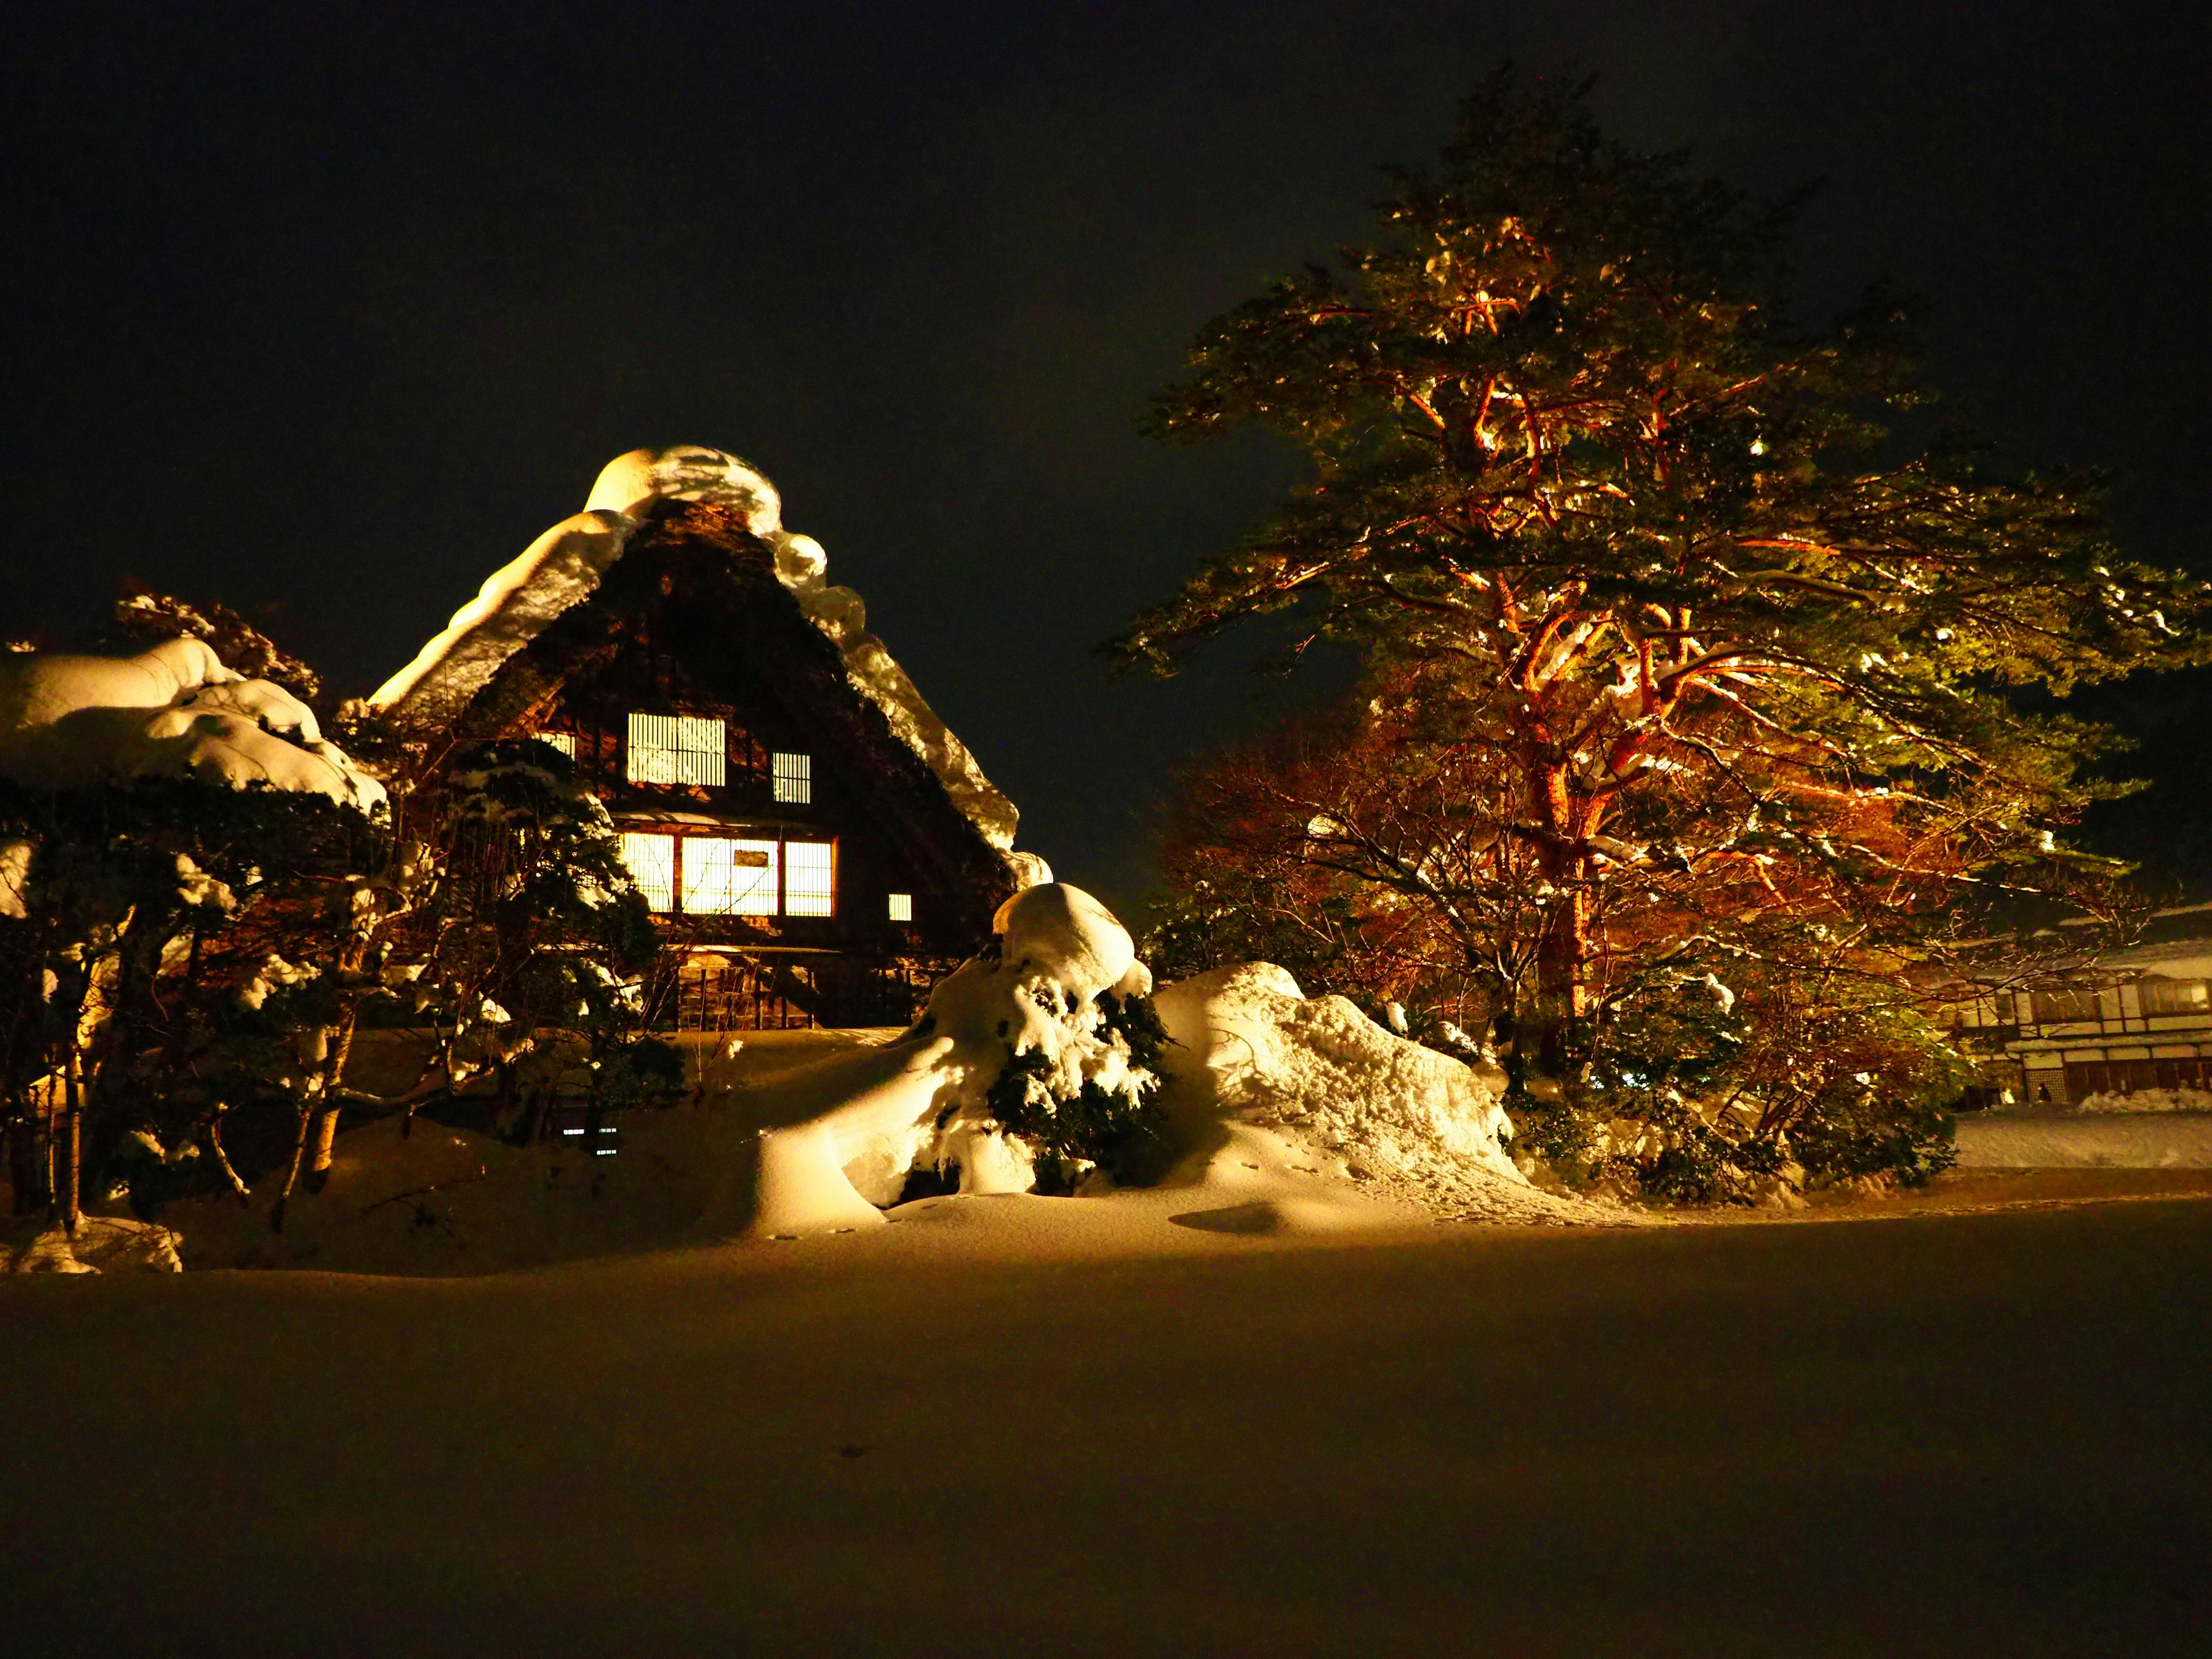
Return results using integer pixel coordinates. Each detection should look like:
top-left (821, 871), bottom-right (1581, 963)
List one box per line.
top-left (4, 1), bottom-right (2206, 910)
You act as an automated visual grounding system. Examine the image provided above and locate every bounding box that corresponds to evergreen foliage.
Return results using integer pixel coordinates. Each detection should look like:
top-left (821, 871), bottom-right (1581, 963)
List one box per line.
top-left (99, 588), bottom-right (323, 703)
top-left (982, 988), bottom-right (1174, 1183)
top-left (1123, 70), bottom-right (2207, 1198)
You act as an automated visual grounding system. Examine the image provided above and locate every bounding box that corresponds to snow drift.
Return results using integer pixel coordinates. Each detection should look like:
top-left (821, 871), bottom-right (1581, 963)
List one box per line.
top-left (702, 892), bottom-right (1578, 1238)
top-left (1150, 961), bottom-right (1577, 1224)
top-left (370, 444), bottom-right (1023, 857)
top-left (2, 1215), bottom-right (184, 1275)
top-left (1953, 1112), bottom-right (2212, 1169)
top-left (699, 881), bottom-right (1157, 1237)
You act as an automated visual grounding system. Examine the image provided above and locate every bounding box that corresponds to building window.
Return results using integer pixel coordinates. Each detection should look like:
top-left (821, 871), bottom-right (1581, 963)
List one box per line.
top-left (681, 836), bottom-right (779, 916)
top-left (2138, 978), bottom-right (2210, 1016)
top-left (619, 831), bottom-right (676, 912)
top-left (785, 840), bottom-right (835, 916)
top-left (627, 713), bottom-right (726, 787)
top-left (887, 892), bottom-right (913, 922)
top-left (772, 751), bottom-right (812, 804)
top-left (537, 731), bottom-right (577, 760)
top-left (2029, 988), bottom-right (2103, 1025)
top-left (2066, 1056), bottom-right (2210, 1099)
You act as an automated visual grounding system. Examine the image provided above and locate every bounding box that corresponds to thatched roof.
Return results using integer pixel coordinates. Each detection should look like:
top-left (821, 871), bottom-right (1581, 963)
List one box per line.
top-left (372, 473), bottom-right (1040, 936)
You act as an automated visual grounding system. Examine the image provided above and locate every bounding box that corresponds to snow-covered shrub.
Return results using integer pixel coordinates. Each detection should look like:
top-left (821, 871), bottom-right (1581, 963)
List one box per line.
top-left (918, 885), bottom-right (1171, 1185)
top-left (981, 986), bottom-right (1172, 1180)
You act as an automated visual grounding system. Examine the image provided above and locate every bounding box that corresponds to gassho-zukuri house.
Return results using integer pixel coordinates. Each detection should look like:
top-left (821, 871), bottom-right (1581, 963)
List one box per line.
top-left (369, 446), bottom-right (1048, 1028)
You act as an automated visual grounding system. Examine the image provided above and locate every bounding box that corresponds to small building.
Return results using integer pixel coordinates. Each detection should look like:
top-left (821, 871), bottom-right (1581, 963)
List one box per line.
top-left (369, 447), bottom-right (1043, 1028)
top-left (1944, 904), bottom-right (2212, 1106)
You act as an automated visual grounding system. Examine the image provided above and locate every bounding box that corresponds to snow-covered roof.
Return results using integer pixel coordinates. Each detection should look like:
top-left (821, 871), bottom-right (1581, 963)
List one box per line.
top-left (370, 446), bottom-right (1020, 851)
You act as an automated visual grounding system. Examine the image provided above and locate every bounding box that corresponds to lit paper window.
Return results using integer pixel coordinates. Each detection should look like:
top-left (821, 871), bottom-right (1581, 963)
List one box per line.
top-left (785, 840), bottom-right (835, 916)
top-left (619, 832), bottom-right (676, 912)
top-left (887, 892), bottom-right (913, 922)
top-left (772, 751), bottom-right (812, 804)
top-left (2138, 978), bottom-right (2211, 1016)
top-left (682, 836), bottom-right (778, 916)
top-left (627, 713), bottom-right (726, 786)
top-left (537, 731), bottom-right (576, 759)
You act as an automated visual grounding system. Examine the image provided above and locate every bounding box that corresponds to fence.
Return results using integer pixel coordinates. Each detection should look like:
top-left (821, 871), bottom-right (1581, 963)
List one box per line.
top-left (658, 954), bottom-right (934, 1033)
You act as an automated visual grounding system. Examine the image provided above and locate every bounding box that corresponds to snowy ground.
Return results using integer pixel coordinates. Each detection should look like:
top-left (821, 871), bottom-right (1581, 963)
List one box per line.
top-left (1954, 1110), bottom-right (2212, 1169)
top-left (5, 1199), bottom-right (2207, 1654)
top-left (126, 1018), bottom-right (1604, 1279)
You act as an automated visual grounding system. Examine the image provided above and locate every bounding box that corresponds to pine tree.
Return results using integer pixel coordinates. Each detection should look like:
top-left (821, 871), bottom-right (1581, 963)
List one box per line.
top-left (1116, 70), bottom-right (2211, 1078)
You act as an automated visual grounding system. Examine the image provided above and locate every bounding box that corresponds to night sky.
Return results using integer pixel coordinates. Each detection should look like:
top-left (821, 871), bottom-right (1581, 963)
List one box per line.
top-left (5, 2), bottom-right (2205, 910)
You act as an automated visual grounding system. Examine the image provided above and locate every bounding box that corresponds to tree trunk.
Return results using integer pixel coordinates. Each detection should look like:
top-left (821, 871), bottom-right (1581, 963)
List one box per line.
top-left (206, 1110), bottom-right (251, 1207)
top-left (304, 1013), bottom-right (359, 1196)
top-left (270, 1103), bottom-right (313, 1234)
top-left (1533, 878), bottom-right (1590, 1077)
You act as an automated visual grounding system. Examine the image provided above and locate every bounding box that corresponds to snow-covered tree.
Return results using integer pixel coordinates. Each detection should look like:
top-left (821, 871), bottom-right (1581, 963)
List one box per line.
top-left (362, 739), bottom-right (664, 1140)
top-left (99, 588), bottom-right (322, 703)
top-left (1118, 70), bottom-right (2211, 1084)
top-left (0, 774), bottom-right (388, 1229)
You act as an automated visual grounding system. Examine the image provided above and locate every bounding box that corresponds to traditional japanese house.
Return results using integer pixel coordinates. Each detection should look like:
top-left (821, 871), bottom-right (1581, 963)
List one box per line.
top-left (1941, 904), bottom-right (2212, 1107)
top-left (369, 448), bottom-right (1041, 1027)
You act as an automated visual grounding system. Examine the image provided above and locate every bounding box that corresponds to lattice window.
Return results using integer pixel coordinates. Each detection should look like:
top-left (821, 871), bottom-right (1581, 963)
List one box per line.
top-left (536, 730), bottom-right (577, 760)
top-left (2030, 987), bottom-right (2103, 1024)
top-left (627, 713), bottom-right (726, 786)
top-left (887, 892), bottom-right (913, 922)
top-left (785, 840), bottom-right (835, 916)
top-left (772, 751), bottom-right (812, 804)
top-left (682, 837), bottom-right (779, 916)
top-left (619, 832), bottom-right (676, 912)
top-left (2138, 977), bottom-right (2210, 1016)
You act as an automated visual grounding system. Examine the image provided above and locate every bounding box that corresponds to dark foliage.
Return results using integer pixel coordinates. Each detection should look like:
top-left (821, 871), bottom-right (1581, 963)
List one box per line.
top-left (982, 989), bottom-right (1175, 1183)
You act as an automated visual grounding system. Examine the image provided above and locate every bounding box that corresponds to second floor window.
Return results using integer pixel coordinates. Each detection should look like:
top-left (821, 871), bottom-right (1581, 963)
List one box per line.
top-left (2029, 988), bottom-right (2103, 1025)
top-left (627, 713), bottom-right (726, 787)
top-left (772, 751), bottom-right (812, 804)
top-left (2138, 977), bottom-right (2210, 1016)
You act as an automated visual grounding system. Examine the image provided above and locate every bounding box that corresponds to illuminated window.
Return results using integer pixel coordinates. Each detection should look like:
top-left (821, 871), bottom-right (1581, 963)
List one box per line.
top-left (887, 892), bottom-right (913, 922)
top-left (619, 832), bottom-right (676, 912)
top-left (682, 836), bottom-right (779, 916)
top-left (772, 751), bottom-right (811, 804)
top-left (537, 731), bottom-right (576, 760)
top-left (2138, 978), bottom-right (2210, 1016)
top-left (785, 840), bottom-right (835, 916)
top-left (627, 713), bottom-right (726, 786)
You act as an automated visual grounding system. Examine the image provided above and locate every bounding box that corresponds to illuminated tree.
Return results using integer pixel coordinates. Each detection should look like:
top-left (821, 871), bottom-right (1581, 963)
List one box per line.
top-left (1119, 70), bottom-right (2210, 1083)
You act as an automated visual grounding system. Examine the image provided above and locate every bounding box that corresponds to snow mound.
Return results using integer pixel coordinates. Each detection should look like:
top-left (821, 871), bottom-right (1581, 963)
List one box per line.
top-left (0, 639), bottom-right (384, 810)
top-left (2074, 1088), bottom-right (2212, 1115)
top-left (3, 1215), bottom-right (184, 1275)
top-left (702, 882), bottom-right (1158, 1236)
top-left (1953, 1112), bottom-right (2212, 1169)
top-left (368, 445), bottom-right (1022, 854)
top-left (1152, 963), bottom-right (1592, 1224)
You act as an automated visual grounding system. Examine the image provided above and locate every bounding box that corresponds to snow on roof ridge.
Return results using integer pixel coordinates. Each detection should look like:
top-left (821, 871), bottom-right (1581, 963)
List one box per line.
top-left (369, 447), bottom-right (1021, 852)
